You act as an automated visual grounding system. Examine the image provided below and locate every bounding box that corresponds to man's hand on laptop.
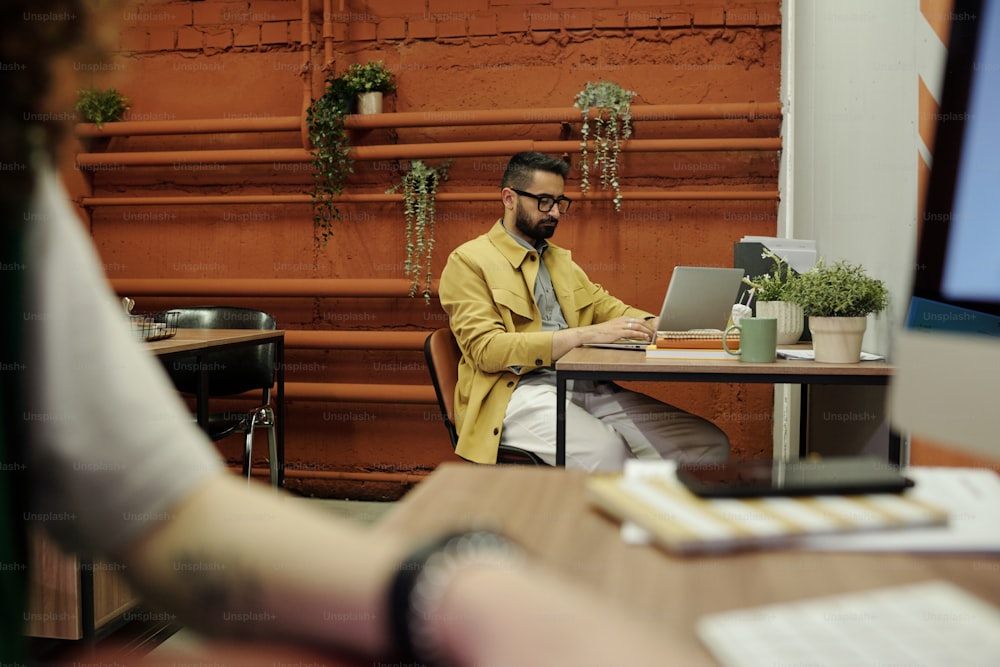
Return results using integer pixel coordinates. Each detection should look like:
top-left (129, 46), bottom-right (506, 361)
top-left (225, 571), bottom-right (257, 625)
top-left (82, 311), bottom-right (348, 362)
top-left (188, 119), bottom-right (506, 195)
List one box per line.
top-left (553, 316), bottom-right (656, 358)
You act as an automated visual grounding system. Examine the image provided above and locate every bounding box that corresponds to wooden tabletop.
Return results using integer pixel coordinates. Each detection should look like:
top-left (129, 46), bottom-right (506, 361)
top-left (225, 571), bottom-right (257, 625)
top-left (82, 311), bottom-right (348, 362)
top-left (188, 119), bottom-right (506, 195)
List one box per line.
top-left (143, 328), bottom-right (284, 357)
top-left (375, 464), bottom-right (1000, 662)
top-left (557, 345), bottom-right (893, 378)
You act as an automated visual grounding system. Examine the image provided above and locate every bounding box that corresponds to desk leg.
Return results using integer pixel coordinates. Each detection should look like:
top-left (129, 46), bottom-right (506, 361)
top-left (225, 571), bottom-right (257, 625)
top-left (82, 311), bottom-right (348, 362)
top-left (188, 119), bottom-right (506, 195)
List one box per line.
top-left (556, 375), bottom-right (567, 467)
top-left (195, 351), bottom-right (209, 431)
top-left (276, 337), bottom-right (285, 488)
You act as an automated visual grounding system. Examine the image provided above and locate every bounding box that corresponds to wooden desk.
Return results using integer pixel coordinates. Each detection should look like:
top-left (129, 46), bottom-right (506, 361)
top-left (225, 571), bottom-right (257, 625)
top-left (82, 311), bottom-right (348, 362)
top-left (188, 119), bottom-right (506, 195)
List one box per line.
top-left (555, 346), bottom-right (895, 466)
top-left (27, 329), bottom-right (287, 642)
top-left (375, 464), bottom-right (1000, 664)
top-left (147, 328), bottom-right (286, 487)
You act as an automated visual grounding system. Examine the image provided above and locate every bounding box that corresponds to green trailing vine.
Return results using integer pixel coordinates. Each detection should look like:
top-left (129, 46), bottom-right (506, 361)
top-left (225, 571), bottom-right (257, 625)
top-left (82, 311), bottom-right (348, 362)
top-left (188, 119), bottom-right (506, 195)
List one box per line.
top-left (386, 160), bottom-right (451, 301)
top-left (75, 87), bottom-right (130, 128)
top-left (306, 72), bottom-right (353, 246)
top-left (573, 80), bottom-right (635, 211)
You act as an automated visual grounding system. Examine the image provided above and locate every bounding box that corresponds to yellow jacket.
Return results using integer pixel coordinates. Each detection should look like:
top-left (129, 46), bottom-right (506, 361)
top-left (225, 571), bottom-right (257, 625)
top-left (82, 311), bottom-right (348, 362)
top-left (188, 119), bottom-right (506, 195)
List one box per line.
top-left (438, 220), bottom-right (653, 463)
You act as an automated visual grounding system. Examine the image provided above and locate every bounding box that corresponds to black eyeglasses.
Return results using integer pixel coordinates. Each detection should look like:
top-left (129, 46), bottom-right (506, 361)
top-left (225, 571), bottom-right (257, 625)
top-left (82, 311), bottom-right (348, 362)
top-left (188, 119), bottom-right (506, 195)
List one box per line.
top-left (511, 189), bottom-right (573, 214)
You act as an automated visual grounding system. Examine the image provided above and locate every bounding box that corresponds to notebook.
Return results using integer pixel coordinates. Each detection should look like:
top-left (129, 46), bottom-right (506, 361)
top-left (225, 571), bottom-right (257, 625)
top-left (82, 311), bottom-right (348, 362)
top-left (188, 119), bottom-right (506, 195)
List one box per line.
top-left (583, 266), bottom-right (745, 350)
top-left (697, 580), bottom-right (1000, 667)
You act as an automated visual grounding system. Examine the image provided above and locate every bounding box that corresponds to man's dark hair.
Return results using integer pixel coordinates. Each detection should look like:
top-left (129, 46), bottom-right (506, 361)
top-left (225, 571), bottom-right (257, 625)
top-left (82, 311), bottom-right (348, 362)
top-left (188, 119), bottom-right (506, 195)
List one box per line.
top-left (500, 152), bottom-right (570, 190)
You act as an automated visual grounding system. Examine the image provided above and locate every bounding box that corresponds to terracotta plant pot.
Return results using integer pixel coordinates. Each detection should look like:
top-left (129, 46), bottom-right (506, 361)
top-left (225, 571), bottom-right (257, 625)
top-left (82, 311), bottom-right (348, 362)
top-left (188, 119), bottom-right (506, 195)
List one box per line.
top-left (356, 91), bottom-right (383, 114)
top-left (755, 301), bottom-right (804, 345)
top-left (808, 316), bottom-right (867, 363)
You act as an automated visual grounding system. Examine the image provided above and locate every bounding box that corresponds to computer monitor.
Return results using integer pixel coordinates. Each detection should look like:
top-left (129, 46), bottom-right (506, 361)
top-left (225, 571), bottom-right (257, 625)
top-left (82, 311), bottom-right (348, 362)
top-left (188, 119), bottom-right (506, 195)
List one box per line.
top-left (889, 0), bottom-right (1000, 461)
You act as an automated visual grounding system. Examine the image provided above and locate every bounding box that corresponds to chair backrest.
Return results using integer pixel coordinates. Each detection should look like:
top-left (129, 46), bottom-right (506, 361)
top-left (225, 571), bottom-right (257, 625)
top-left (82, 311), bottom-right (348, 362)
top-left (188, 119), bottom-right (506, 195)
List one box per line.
top-left (162, 306), bottom-right (277, 397)
top-left (424, 328), bottom-right (461, 449)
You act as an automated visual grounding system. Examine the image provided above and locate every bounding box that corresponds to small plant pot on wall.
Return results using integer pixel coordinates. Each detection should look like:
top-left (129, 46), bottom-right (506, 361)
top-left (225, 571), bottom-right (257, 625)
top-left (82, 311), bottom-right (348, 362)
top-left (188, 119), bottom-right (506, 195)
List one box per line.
top-left (356, 91), bottom-right (383, 114)
top-left (808, 316), bottom-right (868, 363)
top-left (755, 301), bottom-right (804, 345)
top-left (343, 61), bottom-right (395, 115)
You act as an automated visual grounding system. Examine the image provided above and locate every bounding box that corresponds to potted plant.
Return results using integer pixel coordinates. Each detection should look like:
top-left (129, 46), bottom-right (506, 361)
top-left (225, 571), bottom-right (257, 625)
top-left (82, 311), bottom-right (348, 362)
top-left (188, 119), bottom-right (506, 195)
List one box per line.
top-left (306, 72), bottom-right (354, 245)
top-left (783, 259), bottom-right (889, 363)
top-left (75, 87), bottom-right (130, 151)
top-left (75, 87), bottom-right (131, 128)
top-left (342, 60), bottom-right (395, 114)
top-left (573, 80), bottom-right (635, 211)
top-left (386, 160), bottom-right (451, 302)
top-left (742, 248), bottom-right (804, 345)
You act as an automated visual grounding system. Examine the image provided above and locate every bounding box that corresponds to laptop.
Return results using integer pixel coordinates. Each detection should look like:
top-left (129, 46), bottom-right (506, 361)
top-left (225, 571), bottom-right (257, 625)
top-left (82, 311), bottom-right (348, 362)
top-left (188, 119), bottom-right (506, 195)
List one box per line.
top-left (585, 267), bottom-right (746, 350)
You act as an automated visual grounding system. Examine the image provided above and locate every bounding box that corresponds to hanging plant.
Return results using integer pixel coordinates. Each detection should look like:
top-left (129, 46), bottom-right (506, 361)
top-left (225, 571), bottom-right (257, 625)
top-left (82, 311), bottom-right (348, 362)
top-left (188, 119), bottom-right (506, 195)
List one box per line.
top-left (573, 80), bottom-right (635, 211)
top-left (306, 72), bottom-right (353, 246)
top-left (386, 160), bottom-right (451, 302)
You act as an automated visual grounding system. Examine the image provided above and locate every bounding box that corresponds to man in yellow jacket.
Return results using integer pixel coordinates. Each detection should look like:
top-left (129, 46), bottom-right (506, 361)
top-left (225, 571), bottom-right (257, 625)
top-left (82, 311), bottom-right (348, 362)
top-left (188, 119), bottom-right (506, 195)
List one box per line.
top-left (439, 152), bottom-right (730, 469)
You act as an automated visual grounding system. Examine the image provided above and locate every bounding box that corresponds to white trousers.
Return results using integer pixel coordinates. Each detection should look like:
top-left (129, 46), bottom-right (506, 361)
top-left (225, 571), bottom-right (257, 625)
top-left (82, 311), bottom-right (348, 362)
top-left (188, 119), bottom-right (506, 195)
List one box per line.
top-left (501, 381), bottom-right (730, 471)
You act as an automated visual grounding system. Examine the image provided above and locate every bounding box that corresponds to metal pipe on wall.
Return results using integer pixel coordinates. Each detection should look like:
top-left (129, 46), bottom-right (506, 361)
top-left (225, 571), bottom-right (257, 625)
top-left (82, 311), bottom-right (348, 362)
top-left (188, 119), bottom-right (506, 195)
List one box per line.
top-left (82, 189), bottom-right (779, 207)
top-left (75, 137), bottom-right (781, 168)
top-left (74, 102), bottom-right (781, 137)
top-left (110, 277), bottom-right (425, 298)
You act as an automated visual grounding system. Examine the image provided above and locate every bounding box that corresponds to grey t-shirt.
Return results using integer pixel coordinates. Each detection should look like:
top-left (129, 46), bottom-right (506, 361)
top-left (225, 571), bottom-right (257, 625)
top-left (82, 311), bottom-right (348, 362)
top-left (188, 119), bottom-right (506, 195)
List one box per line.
top-left (22, 167), bottom-right (224, 557)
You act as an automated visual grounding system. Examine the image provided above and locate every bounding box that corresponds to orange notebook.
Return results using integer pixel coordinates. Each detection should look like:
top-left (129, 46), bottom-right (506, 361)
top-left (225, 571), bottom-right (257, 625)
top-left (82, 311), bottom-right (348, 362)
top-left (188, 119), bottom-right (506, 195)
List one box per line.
top-left (655, 330), bottom-right (740, 350)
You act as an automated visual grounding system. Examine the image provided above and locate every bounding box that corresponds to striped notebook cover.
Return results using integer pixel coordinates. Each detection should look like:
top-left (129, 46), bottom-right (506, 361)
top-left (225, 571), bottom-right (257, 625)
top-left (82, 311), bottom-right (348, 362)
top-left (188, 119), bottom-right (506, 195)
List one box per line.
top-left (656, 330), bottom-right (740, 350)
top-left (586, 474), bottom-right (948, 555)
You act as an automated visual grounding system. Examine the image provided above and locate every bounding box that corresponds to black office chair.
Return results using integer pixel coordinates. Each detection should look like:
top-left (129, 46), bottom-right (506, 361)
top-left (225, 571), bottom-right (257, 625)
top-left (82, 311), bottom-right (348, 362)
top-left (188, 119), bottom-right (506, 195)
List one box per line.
top-left (160, 306), bottom-right (280, 486)
top-left (424, 328), bottom-right (548, 466)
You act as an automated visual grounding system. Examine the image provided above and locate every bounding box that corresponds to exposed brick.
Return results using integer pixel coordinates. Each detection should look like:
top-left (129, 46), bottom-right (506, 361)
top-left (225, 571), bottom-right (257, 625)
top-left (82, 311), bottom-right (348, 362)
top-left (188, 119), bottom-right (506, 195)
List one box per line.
top-left (626, 10), bottom-right (659, 29)
top-left (491, 0), bottom-right (543, 5)
top-left (593, 10), bottom-right (628, 30)
top-left (120, 28), bottom-right (149, 53)
top-left (693, 8), bottom-right (725, 26)
top-left (363, 0), bottom-right (419, 18)
top-left (261, 21), bottom-right (290, 45)
top-left (377, 17), bottom-right (408, 40)
top-left (192, 2), bottom-right (248, 25)
top-left (614, 0), bottom-right (683, 6)
top-left (287, 20), bottom-right (306, 43)
top-left (121, 4), bottom-right (190, 29)
top-left (468, 13), bottom-right (497, 36)
top-left (437, 18), bottom-right (468, 38)
top-left (549, 0), bottom-right (599, 5)
top-left (661, 12), bottom-right (693, 28)
top-left (347, 21), bottom-right (378, 41)
top-left (757, 8), bottom-right (782, 26)
top-left (407, 18), bottom-right (437, 39)
top-left (329, 21), bottom-right (349, 42)
top-left (249, 1), bottom-right (303, 22)
top-left (496, 9), bottom-right (530, 34)
top-left (562, 9), bottom-right (594, 30)
top-left (176, 26), bottom-right (203, 50)
top-left (234, 23), bottom-right (261, 47)
top-left (429, 0), bottom-right (489, 13)
top-left (147, 27), bottom-right (176, 51)
top-left (526, 8), bottom-right (564, 32)
top-left (204, 28), bottom-right (234, 51)
top-left (726, 6), bottom-right (758, 26)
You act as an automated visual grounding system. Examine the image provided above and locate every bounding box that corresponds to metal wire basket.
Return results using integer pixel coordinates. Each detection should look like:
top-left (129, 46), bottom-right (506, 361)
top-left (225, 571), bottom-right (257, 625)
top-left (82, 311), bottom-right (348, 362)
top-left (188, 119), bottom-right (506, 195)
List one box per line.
top-left (129, 310), bottom-right (179, 341)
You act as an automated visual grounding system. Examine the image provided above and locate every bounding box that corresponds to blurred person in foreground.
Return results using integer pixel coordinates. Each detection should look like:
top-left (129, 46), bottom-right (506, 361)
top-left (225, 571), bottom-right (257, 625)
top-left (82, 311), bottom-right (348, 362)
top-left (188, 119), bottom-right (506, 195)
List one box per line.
top-left (439, 151), bottom-right (730, 470)
top-left (0, 1), bottom-right (710, 665)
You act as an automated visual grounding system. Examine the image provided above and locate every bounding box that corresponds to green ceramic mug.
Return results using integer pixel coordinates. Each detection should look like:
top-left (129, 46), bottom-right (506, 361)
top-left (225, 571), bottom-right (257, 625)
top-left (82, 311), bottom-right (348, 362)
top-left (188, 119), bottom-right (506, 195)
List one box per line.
top-left (723, 317), bottom-right (777, 363)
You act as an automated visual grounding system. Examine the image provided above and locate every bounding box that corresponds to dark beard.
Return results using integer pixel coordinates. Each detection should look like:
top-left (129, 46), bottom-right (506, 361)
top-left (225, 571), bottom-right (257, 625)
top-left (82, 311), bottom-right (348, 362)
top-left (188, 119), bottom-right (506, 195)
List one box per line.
top-left (514, 204), bottom-right (558, 241)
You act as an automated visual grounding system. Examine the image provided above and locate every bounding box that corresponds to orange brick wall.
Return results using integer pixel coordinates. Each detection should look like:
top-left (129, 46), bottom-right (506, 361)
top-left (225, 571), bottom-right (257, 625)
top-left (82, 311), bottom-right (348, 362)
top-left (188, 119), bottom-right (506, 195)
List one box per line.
top-left (67, 0), bottom-right (782, 498)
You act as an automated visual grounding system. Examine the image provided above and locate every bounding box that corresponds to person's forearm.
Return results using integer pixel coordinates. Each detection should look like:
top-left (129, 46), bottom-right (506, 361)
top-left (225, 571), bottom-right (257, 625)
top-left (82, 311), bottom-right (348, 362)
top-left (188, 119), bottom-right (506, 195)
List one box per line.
top-left (120, 474), bottom-right (405, 658)
top-left (552, 326), bottom-right (592, 359)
